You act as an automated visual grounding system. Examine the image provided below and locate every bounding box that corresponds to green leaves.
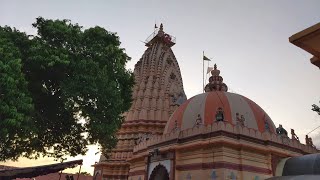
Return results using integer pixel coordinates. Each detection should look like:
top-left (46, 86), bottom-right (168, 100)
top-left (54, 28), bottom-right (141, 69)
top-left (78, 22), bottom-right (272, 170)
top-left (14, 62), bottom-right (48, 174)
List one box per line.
top-left (0, 27), bottom-right (34, 161)
top-left (0, 17), bottom-right (133, 161)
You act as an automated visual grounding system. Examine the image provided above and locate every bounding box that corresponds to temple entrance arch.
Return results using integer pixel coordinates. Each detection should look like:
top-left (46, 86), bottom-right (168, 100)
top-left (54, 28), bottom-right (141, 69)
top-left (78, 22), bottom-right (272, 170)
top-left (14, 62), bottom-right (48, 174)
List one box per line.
top-left (149, 164), bottom-right (169, 180)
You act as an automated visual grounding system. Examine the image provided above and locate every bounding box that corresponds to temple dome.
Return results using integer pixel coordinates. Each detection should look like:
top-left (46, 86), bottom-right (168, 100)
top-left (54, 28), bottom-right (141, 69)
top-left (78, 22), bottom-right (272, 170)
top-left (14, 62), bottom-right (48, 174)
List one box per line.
top-left (163, 91), bottom-right (276, 134)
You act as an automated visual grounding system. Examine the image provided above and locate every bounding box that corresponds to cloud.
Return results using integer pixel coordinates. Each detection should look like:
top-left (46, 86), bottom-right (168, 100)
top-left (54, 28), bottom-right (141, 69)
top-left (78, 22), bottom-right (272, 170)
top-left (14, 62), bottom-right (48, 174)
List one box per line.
top-left (16, 26), bottom-right (37, 35)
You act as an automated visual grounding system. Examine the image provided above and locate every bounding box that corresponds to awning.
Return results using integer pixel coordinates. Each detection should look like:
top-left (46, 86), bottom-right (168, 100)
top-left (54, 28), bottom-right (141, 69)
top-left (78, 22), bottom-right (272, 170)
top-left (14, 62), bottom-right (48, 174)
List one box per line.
top-left (0, 159), bottom-right (82, 180)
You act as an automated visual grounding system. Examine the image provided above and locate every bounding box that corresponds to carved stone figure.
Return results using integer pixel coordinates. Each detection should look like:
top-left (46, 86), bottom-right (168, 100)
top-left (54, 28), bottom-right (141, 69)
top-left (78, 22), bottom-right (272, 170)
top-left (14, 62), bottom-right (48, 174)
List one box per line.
top-left (172, 120), bottom-right (180, 133)
top-left (236, 113), bottom-right (245, 127)
top-left (307, 136), bottom-right (316, 148)
top-left (264, 119), bottom-right (270, 132)
top-left (276, 124), bottom-right (288, 136)
top-left (215, 107), bottom-right (224, 122)
top-left (194, 114), bottom-right (202, 127)
top-left (171, 92), bottom-right (186, 106)
top-left (240, 115), bottom-right (245, 126)
top-left (291, 129), bottom-right (299, 141)
top-left (135, 133), bottom-right (153, 145)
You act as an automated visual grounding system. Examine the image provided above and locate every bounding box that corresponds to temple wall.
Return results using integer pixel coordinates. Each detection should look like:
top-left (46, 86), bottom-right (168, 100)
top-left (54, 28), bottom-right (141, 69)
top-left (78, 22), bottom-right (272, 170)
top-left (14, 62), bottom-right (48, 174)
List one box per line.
top-left (174, 146), bottom-right (273, 179)
top-left (128, 121), bottom-right (318, 180)
top-left (128, 158), bottom-right (146, 180)
top-left (133, 122), bottom-right (318, 155)
top-left (101, 166), bottom-right (129, 180)
top-left (129, 176), bottom-right (145, 180)
top-left (177, 169), bottom-right (271, 180)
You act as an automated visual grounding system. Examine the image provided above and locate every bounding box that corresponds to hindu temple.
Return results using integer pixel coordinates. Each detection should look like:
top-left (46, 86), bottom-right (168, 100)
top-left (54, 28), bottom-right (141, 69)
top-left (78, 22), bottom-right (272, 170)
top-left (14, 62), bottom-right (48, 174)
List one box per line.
top-left (93, 24), bottom-right (319, 180)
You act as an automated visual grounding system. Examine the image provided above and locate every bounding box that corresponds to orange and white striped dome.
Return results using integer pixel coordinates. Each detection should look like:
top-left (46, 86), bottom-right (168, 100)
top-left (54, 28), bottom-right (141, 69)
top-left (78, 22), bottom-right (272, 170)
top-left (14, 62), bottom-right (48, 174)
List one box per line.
top-left (163, 91), bottom-right (276, 134)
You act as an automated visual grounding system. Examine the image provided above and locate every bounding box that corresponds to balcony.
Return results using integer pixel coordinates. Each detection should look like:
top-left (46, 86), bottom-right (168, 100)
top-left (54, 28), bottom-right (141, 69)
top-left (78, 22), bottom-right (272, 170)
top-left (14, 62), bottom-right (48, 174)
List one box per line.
top-left (290, 23), bottom-right (320, 68)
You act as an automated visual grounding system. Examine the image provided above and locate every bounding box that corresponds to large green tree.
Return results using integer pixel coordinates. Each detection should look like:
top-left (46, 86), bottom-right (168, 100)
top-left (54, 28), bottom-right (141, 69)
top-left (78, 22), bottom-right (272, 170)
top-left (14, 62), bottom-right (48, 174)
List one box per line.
top-left (0, 17), bottom-right (134, 161)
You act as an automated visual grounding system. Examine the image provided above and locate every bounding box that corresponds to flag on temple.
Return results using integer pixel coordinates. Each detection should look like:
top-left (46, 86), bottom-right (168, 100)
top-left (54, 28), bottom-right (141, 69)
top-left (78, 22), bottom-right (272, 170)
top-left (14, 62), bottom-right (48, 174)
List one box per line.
top-left (207, 67), bottom-right (214, 74)
top-left (203, 55), bottom-right (211, 61)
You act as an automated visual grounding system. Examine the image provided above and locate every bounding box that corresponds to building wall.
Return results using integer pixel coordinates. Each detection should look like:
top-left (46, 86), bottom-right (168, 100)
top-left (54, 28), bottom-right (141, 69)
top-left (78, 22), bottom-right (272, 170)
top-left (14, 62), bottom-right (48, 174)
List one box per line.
top-left (129, 159), bottom-right (146, 180)
top-left (128, 145), bottom-right (275, 180)
top-left (128, 121), bottom-right (318, 180)
top-left (174, 146), bottom-right (273, 180)
top-left (176, 169), bottom-right (271, 180)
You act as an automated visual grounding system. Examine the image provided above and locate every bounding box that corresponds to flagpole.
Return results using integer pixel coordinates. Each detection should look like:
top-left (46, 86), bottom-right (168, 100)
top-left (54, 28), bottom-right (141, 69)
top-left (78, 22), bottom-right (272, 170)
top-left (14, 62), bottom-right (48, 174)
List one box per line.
top-left (203, 51), bottom-right (204, 93)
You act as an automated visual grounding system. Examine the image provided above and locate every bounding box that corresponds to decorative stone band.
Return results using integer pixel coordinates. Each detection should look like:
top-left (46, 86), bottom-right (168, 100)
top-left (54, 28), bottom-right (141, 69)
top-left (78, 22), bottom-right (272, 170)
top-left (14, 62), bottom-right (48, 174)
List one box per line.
top-left (103, 174), bottom-right (128, 179)
top-left (120, 120), bottom-right (167, 129)
top-left (93, 161), bottom-right (129, 168)
top-left (133, 121), bottom-right (318, 155)
top-left (123, 119), bottom-right (168, 124)
top-left (128, 170), bottom-right (146, 176)
top-left (108, 149), bottom-right (133, 152)
top-left (117, 127), bottom-right (164, 135)
top-left (117, 119), bottom-right (167, 135)
top-left (176, 161), bottom-right (272, 175)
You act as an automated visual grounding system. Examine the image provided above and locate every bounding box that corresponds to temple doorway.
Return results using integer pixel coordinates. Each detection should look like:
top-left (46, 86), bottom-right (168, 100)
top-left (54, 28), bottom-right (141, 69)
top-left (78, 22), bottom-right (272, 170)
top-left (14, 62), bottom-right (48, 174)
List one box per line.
top-left (149, 164), bottom-right (169, 180)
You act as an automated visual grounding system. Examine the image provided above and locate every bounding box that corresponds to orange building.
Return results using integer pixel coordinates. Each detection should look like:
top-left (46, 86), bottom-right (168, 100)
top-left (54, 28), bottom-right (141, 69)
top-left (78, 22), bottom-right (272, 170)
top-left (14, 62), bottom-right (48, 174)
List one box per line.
top-left (93, 24), bottom-right (319, 180)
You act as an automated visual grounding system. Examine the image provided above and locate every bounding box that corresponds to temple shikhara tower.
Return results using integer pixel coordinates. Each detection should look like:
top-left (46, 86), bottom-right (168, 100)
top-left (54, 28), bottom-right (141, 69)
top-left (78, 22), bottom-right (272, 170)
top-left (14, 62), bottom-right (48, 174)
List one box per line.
top-left (94, 24), bottom-right (319, 180)
top-left (93, 24), bottom-right (187, 179)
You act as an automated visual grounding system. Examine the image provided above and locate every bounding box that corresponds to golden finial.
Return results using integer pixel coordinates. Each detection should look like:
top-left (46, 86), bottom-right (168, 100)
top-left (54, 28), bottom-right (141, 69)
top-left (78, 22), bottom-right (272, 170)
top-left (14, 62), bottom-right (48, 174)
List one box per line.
top-left (160, 23), bottom-right (164, 31)
top-left (211, 64), bottom-right (220, 76)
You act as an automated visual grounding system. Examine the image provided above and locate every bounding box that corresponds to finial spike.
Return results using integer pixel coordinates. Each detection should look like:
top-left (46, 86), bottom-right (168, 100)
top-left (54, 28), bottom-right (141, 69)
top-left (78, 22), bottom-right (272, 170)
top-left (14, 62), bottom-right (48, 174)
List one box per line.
top-left (204, 63), bottom-right (228, 92)
top-left (160, 23), bottom-right (164, 31)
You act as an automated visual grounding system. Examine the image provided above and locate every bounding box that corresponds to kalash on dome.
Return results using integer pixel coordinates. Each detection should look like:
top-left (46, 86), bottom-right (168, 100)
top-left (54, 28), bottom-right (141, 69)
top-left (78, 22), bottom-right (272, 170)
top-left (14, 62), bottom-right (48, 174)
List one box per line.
top-left (93, 24), bottom-right (319, 180)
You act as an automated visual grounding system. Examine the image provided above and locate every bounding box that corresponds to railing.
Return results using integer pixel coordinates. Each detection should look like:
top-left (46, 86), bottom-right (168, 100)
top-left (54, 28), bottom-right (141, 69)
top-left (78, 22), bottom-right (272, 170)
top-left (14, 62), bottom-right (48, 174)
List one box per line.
top-left (145, 29), bottom-right (176, 45)
top-left (145, 29), bottom-right (159, 43)
top-left (133, 121), bottom-right (319, 154)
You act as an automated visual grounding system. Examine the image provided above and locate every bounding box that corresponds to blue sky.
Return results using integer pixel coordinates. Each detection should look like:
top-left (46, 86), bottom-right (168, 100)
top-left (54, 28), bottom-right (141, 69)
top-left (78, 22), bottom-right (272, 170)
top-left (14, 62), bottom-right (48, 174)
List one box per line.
top-left (1, 0), bottom-right (320, 174)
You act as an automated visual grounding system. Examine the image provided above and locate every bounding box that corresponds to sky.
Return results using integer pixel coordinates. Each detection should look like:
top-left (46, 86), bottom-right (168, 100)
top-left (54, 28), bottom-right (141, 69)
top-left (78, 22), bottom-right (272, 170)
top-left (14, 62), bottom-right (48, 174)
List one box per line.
top-left (1, 0), bottom-right (320, 175)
